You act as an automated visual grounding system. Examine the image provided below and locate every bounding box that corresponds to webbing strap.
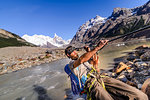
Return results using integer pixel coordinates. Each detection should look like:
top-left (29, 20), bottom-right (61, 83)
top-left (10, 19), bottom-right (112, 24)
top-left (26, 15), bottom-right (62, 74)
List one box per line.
top-left (87, 78), bottom-right (106, 100)
top-left (85, 66), bottom-right (107, 99)
top-left (87, 66), bottom-right (96, 78)
top-left (89, 78), bottom-right (97, 92)
top-left (101, 79), bottom-right (106, 90)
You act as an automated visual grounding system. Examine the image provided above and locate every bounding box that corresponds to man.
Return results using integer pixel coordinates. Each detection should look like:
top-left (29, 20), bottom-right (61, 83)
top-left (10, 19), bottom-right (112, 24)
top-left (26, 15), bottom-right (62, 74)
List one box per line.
top-left (65, 40), bottom-right (148, 100)
top-left (84, 46), bottom-right (100, 73)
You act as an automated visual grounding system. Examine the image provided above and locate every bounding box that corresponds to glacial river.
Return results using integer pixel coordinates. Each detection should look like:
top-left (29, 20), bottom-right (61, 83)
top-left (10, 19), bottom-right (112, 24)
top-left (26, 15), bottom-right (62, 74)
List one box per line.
top-left (0, 59), bottom-right (71, 100)
top-left (0, 39), bottom-right (150, 100)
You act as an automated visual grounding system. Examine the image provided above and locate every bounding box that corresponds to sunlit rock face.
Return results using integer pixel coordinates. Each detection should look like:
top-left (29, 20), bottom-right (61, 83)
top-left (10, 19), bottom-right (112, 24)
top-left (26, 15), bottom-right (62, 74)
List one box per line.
top-left (71, 1), bottom-right (150, 46)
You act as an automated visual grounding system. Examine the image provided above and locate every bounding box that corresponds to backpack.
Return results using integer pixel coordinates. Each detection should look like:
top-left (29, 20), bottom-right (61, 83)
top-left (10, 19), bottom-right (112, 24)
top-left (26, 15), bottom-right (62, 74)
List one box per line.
top-left (64, 64), bottom-right (84, 95)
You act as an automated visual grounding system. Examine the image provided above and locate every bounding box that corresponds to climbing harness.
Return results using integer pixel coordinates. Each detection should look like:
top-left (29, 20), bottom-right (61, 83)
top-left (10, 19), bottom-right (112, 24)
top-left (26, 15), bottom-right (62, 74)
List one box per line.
top-left (64, 63), bottom-right (107, 100)
top-left (85, 66), bottom-right (107, 100)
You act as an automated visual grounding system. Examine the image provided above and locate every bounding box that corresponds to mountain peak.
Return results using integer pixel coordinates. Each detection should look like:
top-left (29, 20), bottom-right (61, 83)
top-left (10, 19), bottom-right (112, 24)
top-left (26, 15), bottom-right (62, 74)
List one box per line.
top-left (110, 7), bottom-right (132, 18)
top-left (78, 15), bottom-right (105, 32)
top-left (54, 33), bottom-right (58, 38)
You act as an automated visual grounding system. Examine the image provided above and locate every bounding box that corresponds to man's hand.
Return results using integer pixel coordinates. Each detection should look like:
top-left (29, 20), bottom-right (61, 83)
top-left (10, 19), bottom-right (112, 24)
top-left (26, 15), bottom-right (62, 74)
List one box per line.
top-left (96, 40), bottom-right (109, 50)
top-left (84, 46), bottom-right (90, 52)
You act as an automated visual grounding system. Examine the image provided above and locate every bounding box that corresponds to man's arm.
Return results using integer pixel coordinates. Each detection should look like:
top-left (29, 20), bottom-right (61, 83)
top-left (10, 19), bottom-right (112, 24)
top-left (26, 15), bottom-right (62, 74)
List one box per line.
top-left (73, 40), bottom-right (108, 68)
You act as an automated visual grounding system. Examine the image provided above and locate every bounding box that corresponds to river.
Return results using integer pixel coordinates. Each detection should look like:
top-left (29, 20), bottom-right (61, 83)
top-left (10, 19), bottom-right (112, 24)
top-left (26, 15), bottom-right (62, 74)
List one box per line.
top-left (0, 39), bottom-right (150, 100)
top-left (0, 59), bottom-right (71, 100)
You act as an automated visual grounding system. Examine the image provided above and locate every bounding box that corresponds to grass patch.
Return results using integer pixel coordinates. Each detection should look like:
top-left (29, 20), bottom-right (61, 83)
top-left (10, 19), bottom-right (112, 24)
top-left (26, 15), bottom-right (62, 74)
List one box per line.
top-left (0, 37), bottom-right (35, 48)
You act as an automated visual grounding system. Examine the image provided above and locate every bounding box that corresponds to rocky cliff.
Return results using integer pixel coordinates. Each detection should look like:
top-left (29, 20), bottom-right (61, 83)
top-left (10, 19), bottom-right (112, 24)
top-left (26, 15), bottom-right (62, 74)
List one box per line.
top-left (0, 29), bottom-right (35, 48)
top-left (71, 1), bottom-right (150, 46)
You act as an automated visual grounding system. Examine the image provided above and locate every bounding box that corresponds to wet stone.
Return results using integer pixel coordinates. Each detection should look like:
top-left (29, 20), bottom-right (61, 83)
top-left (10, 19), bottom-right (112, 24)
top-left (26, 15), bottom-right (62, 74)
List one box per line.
top-left (127, 69), bottom-right (133, 73)
top-left (135, 45), bottom-right (149, 50)
top-left (135, 49), bottom-right (147, 57)
top-left (140, 51), bottom-right (150, 61)
top-left (127, 55), bottom-right (137, 61)
top-left (134, 62), bottom-right (142, 68)
top-left (117, 75), bottom-right (128, 83)
top-left (111, 72), bottom-right (117, 78)
top-left (137, 84), bottom-right (142, 89)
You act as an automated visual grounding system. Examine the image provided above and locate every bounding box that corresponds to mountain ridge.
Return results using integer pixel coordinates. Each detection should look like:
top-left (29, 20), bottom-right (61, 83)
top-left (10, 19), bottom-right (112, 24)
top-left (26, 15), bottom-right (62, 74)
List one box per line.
top-left (70, 1), bottom-right (150, 46)
top-left (22, 34), bottom-right (71, 48)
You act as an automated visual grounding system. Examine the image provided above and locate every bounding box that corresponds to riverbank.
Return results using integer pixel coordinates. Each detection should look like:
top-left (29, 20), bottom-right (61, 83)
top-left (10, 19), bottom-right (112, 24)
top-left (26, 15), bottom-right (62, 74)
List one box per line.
top-left (100, 45), bottom-right (150, 98)
top-left (0, 46), bottom-right (66, 75)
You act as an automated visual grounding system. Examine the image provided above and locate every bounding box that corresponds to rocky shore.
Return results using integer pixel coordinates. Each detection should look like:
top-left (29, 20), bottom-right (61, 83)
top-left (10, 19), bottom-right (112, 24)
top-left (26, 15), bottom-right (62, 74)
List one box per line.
top-left (101, 45), bottom-right (150, 98)
top-left (0, 46), bottom-right (66, 75)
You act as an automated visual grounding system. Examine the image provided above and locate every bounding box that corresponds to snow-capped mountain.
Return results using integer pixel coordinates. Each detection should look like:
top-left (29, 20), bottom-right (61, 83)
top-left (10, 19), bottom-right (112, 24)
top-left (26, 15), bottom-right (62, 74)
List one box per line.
top-left (22, 33), bottom-right (71, 48)
top-left (78, 15), bottom-right (106, 32)
top-left (71, 1), bottom-right (150, 46)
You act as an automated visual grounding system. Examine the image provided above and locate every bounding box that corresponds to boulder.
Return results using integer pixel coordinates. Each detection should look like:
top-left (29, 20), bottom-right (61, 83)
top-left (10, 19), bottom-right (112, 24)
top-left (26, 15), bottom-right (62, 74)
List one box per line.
top-left (127, 54), bottom-right (137, 61)
top-left (140, 51), bottom-right (150, 61)
top-left (135, 45), bottom-right (149, 50)
top-left (45, 54), bottom-right (51, 58)
top-left (38, 55), bottom-right (45, 60)
top-left (137, 84), bottom-right (143, 89)
top-left (135, 49), bottom-right (147, 57)
top-left (116, 74), bottom-right (128, 83)
top-left (115, 62), bottom-right (130, 73)
top-left (135, 62), bottom-right (147, 68)
top-left (133, 59), bottom-right (142, 63)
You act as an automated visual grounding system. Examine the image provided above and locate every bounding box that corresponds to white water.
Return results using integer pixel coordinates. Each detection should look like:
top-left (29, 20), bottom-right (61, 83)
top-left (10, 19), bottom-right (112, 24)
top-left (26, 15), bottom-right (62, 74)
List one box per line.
top-left (0, 59), bottom-right (71, 100)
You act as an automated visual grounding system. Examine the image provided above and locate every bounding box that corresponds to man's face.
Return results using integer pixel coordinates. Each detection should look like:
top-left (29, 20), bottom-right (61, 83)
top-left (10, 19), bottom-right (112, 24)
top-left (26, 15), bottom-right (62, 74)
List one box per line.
top-left (68, 50), bottom-right (79, 60)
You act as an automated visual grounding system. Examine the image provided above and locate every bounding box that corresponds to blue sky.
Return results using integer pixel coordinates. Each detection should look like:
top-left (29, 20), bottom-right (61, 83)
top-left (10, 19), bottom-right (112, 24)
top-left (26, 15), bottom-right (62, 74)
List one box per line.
top-left (0, 0), bottom-right (149, 40)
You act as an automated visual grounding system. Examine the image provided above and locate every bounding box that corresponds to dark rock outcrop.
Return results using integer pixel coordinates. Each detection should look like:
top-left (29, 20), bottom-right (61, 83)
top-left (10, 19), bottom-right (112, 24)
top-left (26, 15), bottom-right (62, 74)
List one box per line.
top-left (136, 1), bottom-right (150, 15)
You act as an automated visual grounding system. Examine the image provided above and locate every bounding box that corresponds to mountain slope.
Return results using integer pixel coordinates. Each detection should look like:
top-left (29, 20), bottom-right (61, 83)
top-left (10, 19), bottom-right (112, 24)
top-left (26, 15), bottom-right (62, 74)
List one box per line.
top-left (0, 29), bottom-right (36, 48)
top-left (70, 1), bottom-right (150, 46)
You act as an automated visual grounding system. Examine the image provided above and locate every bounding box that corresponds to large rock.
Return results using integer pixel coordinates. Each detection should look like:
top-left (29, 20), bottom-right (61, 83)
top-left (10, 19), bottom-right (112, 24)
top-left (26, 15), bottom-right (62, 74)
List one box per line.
top-left (140, 51), bottom-right (150, 61)
top-left (135, 49), bottom-right (147, 57)
top-left (135, 45), bottom-right (149, 50)
top-left (115, 62), bottom-right (130, 73)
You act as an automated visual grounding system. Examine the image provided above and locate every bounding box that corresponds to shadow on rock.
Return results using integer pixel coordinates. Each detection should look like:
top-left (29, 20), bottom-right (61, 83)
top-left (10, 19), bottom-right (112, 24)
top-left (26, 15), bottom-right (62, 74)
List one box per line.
top-left (33, 85), bottom-right (52, 100)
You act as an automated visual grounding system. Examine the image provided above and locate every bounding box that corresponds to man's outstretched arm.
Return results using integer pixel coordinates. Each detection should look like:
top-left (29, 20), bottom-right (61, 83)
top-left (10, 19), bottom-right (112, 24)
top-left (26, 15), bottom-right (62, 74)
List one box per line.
top-left (73, 40), bottom-right (108, 68)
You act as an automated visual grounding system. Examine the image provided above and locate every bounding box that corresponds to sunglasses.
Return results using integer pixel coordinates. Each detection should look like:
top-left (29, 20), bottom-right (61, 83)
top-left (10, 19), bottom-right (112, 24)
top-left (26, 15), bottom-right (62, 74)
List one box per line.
top-left (67, 47), bottom-right (76, 55)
